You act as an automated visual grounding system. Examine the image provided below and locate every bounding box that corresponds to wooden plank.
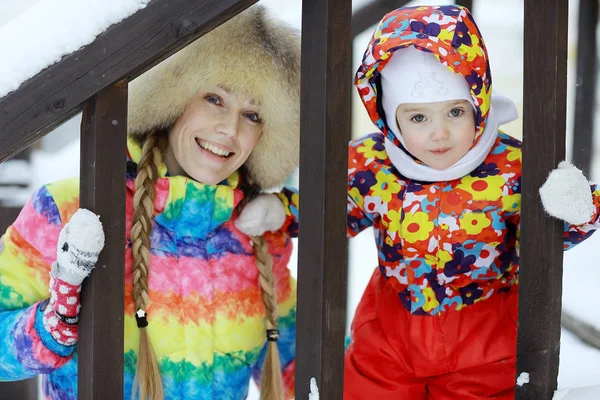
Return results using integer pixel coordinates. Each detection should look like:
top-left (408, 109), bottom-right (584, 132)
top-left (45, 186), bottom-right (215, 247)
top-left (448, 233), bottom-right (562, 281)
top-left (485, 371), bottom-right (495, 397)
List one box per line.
top-left (516, 1), bottom-right (568, 399)
top-left (296, 0), bottom-right (352, 398)
top-left (0, 0), bottom-right (258, 163)
top-left (0, 378), bottom-right (38, 400)
top-left (78, 81), bottom-right (128, 400)
top-left (572, 0), bottom-right (597, 178)
top-left (0, 206), bottom-right (22, 231)
top-left (561, 310), bottom-right (600, 350)
top-left (352, 0), bottom-right (409, 39)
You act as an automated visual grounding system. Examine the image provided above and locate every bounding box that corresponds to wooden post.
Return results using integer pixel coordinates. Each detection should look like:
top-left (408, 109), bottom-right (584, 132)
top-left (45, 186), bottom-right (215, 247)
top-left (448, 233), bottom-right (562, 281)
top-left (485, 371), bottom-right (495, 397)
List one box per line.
top-left (457, 0), bottom-right (473, 12)
top-left (517, 1), bottom-right (568, 399)
top-left (572, 0), bottom-right (597, 177)
top-left (296, 0), bottom-right (352, 398)
top-left (78, 81), bottom-right (128, 399)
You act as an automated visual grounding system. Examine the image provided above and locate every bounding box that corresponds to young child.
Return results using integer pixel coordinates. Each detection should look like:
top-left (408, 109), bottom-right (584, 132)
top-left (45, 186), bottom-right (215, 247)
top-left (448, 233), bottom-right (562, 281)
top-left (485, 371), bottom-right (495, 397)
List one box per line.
top-left (236, 5), bottom-right (600, 399)
top-left (0, 6), bottom-right (300, 400)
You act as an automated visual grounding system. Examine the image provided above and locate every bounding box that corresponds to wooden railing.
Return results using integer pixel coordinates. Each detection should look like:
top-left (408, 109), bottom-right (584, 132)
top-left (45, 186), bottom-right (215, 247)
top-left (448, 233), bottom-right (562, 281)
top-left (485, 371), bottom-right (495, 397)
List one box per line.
top-left (0, 0), bottom-right (576, 399)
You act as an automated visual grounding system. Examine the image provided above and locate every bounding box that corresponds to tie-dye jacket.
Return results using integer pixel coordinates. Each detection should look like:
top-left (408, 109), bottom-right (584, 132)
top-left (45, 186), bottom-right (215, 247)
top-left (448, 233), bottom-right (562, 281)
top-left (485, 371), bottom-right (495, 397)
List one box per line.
top-left (280, 6), bottom-right (600, 316)
top-left (0, 138), bottom-right (298, 399)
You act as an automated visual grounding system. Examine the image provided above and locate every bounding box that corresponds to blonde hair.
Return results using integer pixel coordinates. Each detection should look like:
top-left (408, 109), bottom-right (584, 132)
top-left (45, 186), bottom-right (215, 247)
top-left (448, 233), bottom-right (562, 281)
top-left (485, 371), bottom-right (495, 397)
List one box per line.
top-left (131, 132), bottom-right (164, 400)
top-left (130, 133), bottom-right (285, 400)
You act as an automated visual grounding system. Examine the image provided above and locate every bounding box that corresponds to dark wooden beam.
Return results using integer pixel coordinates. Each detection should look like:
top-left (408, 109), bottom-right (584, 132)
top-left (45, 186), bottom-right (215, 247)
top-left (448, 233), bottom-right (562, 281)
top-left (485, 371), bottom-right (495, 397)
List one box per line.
top-left (0, 0), bottom-right (258, 164)
top-left (352, 0), bottom-right (409, 39)
top-left (0, 378), bottom-right (38, 400)
top-left (457, 0), bottom-right (473, 13)
top-left (0, 206), bottom-right (21, 232)
top-left (78, 81), bottom-right (128, 400)
top-left (517, 1), bottom-right (568, 399)
top-left (572, 0), bottom-right (597, 178)
top-left (296, 0), bottom-right (352, 398)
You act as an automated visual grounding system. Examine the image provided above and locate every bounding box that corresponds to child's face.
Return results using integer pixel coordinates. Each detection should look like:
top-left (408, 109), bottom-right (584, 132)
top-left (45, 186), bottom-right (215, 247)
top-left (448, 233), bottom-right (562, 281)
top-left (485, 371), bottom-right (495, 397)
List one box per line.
top-left (165, 86), bottom-right (264, 184)
top-left (395, 100), bottom-right (476, 170)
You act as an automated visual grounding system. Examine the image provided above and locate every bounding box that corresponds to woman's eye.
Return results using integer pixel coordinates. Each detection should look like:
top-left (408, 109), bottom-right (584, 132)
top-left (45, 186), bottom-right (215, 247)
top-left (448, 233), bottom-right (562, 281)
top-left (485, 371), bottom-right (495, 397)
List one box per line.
top-left (206, 94), bottom-right (222, 105)
top-left (245, 112), bottom-right (262, 123)
top-left (449, 108), bottom-right (464, 117)
top-left (411, 114), bottom-right (425, 123)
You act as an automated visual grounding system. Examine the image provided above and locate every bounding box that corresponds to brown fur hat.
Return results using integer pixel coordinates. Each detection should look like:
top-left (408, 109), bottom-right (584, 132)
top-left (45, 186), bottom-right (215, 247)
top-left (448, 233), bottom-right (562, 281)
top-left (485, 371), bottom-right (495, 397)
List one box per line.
top-left (127, 5), bottom-right (300, 189)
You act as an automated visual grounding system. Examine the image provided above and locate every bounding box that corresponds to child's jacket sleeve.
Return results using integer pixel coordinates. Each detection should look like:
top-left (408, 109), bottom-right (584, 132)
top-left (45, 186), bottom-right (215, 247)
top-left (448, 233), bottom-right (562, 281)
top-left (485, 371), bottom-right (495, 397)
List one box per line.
top-left (276, 136), bottom-right (389, 239)
top-left (563, 183), bottom-right (600, 250)
top-left (275, 188), bottom-right (299, 238)
top-left (0, 179), bottom-right (79, 380)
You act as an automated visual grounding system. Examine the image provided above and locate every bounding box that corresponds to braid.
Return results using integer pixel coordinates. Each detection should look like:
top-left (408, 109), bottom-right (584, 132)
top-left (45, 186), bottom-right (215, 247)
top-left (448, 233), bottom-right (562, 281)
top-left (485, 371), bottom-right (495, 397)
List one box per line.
top-left (252, 236), bottom-right (285, 400)
top-left (131, 132), bottom-right (164, 400)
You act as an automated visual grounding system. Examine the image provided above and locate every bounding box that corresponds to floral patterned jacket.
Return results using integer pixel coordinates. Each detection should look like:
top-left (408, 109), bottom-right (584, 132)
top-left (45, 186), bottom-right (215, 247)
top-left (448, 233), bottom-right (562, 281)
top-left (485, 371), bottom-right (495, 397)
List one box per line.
top-left (282, 5), bottom-right (600, 316)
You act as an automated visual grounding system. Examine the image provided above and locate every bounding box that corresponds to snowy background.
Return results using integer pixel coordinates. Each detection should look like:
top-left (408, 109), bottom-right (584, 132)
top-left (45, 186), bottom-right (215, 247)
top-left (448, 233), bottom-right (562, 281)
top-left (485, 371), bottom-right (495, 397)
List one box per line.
top-left (1, 0), bottom-right (600, 399)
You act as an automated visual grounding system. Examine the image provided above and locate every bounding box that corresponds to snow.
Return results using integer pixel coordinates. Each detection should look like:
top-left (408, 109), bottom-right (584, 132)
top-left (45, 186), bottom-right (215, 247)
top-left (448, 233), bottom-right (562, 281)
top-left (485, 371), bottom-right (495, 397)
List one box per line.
top-left (309, 378), bottom-right (320, 399)
top-left (517, 372), bottom-right (530, 387)
top-left (555, 385), bottom-right (600, 400)
top-left (0, 0), bottom-right (150, 98)
top-left (2, 0), bottom-right (600, 399)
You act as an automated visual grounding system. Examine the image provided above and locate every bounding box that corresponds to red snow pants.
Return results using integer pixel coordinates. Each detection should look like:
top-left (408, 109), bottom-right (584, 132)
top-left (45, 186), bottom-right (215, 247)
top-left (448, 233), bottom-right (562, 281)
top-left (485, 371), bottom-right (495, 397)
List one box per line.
top-left (344, 268), bottom-right (518, 399)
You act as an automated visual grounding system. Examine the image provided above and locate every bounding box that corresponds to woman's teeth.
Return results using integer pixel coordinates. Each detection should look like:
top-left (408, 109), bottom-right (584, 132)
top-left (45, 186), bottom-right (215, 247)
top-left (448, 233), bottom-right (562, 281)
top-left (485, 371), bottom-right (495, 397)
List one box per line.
top-left (197, 139), bottom-right (230, 157)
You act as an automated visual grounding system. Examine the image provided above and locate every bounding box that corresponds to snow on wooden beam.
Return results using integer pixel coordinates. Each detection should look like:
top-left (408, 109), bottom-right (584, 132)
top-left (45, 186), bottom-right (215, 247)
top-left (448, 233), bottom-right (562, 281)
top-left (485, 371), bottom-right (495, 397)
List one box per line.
top-left (516, 0), bottom-right (568, 399)
top-left (296, 0), bottom-right (352, 398)
top-left (78, 81), bottom-right (128, 400)
top-left (0, 0), bottom-right (258, 164)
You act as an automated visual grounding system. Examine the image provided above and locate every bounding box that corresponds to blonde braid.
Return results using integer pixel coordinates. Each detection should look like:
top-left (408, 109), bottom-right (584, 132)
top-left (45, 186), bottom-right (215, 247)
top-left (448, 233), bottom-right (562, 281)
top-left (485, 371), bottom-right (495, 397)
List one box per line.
top-left (252, 235), bottom-right (285, 400)
top-left (131, 132), bottom-right (165, 400)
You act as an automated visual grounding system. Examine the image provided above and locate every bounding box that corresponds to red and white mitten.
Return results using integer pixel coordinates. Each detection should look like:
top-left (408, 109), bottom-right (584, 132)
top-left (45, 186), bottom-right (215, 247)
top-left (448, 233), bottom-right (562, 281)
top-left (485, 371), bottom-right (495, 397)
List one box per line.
top-left (43, 209), bottom-right (105, 346)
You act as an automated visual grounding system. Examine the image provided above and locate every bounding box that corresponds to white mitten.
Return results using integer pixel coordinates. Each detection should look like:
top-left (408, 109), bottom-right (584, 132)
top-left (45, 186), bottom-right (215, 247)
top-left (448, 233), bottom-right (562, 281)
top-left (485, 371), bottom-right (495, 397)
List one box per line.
top-left (539, 161), bottom-right (595, 226)
top-left (54, 208), bottom-right (105, 285)
top-left (235, 194), bottom-right (286, 236)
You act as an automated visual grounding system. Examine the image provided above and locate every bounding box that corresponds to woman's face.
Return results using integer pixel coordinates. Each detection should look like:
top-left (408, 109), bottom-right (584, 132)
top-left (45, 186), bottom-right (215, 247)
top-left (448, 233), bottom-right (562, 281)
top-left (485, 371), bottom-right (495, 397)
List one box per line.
top-left (164, 86), bottom-right (264, 185)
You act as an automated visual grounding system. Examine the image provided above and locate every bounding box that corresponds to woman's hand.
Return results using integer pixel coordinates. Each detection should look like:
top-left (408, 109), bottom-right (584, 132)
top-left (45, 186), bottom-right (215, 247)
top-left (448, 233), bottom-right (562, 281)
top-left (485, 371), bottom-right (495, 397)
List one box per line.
top-left (43, 208), bottom-right (105, 346)
top-left (54, 208), bottom-right (105, 285)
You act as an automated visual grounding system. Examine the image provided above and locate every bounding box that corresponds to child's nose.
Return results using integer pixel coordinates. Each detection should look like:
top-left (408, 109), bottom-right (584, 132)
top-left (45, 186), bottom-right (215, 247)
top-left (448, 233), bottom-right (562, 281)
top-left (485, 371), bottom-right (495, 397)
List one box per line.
top-left (430, 123), bottom-right (450, 141)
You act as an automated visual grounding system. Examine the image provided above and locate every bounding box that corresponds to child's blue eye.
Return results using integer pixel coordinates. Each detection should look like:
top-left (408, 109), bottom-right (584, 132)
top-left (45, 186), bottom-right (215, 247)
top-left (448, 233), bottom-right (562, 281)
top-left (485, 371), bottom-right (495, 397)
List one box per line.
top-left (449, 108), bottom-right (464, 117)
top-left (411, 114), bottom-right (425, 123)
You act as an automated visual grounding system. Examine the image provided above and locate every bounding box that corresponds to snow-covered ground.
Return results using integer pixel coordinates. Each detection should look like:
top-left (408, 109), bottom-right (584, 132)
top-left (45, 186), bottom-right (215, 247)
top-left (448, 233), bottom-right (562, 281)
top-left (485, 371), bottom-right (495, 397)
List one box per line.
top-left (2, 0), bottom-right (600, 399)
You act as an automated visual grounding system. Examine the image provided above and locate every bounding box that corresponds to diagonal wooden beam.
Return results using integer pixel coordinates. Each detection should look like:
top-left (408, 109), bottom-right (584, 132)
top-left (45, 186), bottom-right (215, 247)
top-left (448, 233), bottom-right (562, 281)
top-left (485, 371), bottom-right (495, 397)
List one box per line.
top-left (517, 0), bottom-right (568, 399)
top-left (0, 0), bottom-right (258, 164)
top-left (296, 0), bottom-right (352, 398)
top-left (78, 81), bottom-right (128, 400)
top-left (352, 0), bottom-right (409, 38)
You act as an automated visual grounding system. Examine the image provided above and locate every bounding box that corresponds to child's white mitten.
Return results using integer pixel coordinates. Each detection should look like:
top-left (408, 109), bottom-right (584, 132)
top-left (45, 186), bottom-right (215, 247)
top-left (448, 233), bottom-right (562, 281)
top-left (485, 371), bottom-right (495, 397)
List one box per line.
top-left (54, 208), bottom-right (105, 285)
top-left (539, 161), bottom-right (594, 226)
top-left (235, 194), bottom-right (286, 236)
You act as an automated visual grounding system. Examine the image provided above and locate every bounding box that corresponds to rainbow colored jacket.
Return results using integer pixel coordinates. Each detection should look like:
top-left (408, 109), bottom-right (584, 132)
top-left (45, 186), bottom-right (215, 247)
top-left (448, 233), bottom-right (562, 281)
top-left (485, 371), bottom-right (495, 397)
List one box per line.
top-left (0, 138), bottom-right (298, 399)
top-left (347, 5), bottom-right (600, 315)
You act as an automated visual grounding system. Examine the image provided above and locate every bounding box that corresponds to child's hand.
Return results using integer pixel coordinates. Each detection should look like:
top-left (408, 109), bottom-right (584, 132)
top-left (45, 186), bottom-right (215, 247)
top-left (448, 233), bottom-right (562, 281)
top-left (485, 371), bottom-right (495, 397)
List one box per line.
top-left (235, 194), bottom-right (286, 236)
top-left (54, 208), bottom-right (105, 285)
top-left (539, 161), bottom-right (594, 225)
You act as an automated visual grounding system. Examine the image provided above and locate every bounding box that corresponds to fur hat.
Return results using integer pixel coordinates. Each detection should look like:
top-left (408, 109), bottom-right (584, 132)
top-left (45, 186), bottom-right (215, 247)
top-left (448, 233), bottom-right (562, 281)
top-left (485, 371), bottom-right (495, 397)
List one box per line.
top-left (127, 5), bottom-right (300, 189)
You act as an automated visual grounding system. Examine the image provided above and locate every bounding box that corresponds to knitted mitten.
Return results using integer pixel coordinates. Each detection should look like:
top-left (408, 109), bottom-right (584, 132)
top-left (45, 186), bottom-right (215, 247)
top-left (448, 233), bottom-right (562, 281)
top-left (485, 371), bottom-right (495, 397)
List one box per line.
top-left (43, 209), bottom-right (105, 345)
